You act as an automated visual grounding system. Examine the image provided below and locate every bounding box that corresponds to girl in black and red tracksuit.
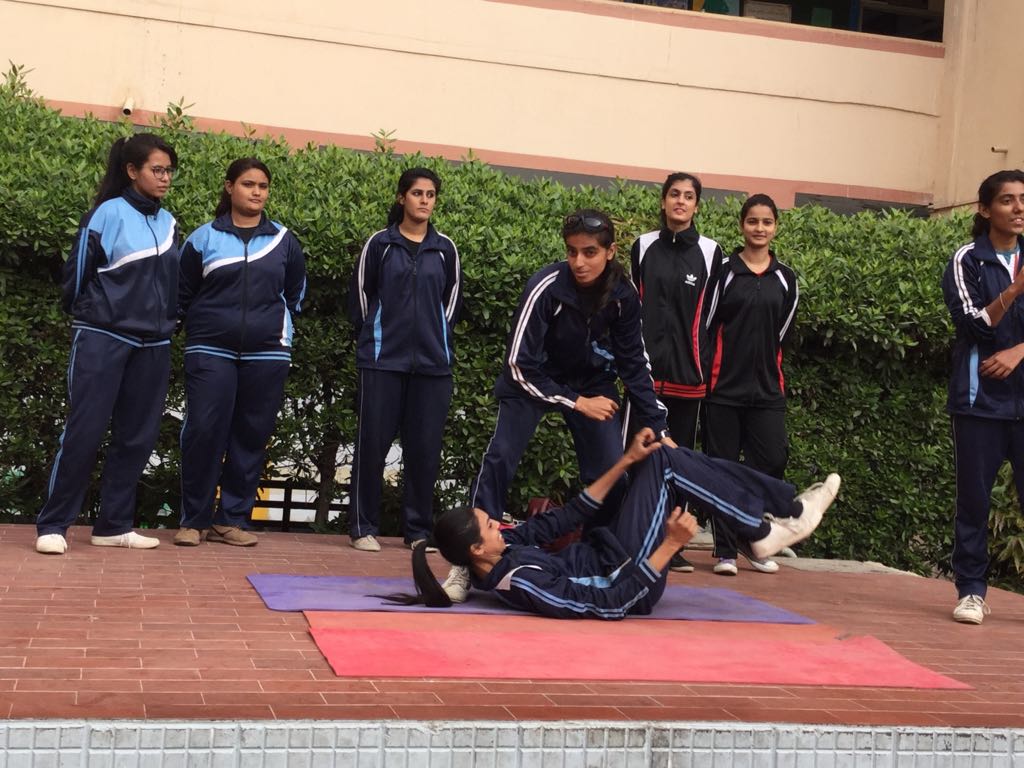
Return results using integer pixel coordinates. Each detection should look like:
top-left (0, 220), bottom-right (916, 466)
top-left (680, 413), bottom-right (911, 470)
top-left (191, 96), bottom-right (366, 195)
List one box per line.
top-left (703, 194), bottom-right (799, 575)
top-left (942, 169), bottom-right (1024, 625)
top-left (348, 168), bottom-right (463, 551)
top-left (36, 133), bottom-right (180, 555)
top-left (177, 158), bottom-right (307, 547)
top-left (468, 210), bottom-right (669, 524)
top-left (629, 172), bottom-right (723, 449)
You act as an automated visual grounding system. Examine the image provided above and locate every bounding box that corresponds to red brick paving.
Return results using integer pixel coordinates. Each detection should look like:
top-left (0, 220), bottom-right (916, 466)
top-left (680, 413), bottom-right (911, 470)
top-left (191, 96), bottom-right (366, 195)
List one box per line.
top-left (0, 523), bottom-right (1021, 725)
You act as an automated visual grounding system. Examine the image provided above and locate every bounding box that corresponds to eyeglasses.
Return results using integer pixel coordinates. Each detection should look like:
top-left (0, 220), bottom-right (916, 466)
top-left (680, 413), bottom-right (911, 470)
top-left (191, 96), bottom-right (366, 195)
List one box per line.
top-left (148, 165), bottom-right (176, 179)
top-left (564, 214), bottom-right (609, 232)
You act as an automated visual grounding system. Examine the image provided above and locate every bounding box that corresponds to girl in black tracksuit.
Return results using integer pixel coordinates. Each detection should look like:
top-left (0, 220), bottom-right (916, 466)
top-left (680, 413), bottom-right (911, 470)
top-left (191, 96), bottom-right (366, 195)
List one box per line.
top-left (36, 133), bottom-right (180, 555)
top-left (177, 157), bottom-right (307, 547)
top-left (629, 172), bottom-right (723, 448)
top-left (703, 194), bottom-right (799, 575)
top-left (347, 168), bottom-right (463, 551)
top-left (942, 169), bottom-right (1024, 625)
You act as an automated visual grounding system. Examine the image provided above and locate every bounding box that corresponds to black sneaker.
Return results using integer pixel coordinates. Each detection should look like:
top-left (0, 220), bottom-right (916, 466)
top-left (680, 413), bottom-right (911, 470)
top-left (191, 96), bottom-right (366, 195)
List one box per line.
top-left (669, 552), bottom-right (695, 572)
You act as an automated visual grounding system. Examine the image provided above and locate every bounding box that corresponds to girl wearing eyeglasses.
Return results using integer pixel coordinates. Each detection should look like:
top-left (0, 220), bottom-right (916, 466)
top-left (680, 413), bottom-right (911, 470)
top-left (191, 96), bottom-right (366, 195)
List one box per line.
top-left (35, 133), bottom-right (181, 555)
top-left (174, 158), bottom-right (307, 548)
top-left (464, 209), bottom-right (671, 554)
top-left (347, 168), bottom-right (463, 553)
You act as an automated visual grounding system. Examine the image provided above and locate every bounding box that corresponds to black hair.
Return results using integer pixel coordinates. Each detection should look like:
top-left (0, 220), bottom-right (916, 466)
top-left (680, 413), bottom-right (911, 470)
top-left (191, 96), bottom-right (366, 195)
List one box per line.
top-left (740, 193), bottom-right (779, 223)
top-left (562, 208), bottom-right (624, 313)
top-left (94, 132), bottom-right (178, 206)
top-left (387, 167), bottom-right (442, 226)
top-left (377, 506), bottom-right (482, 608)
top-left (214, 157), bottom-right (273, 218)
top-left (659, 172), bottom-right (703, 228)
top-left (972, 169), bottom-right (1024, 238)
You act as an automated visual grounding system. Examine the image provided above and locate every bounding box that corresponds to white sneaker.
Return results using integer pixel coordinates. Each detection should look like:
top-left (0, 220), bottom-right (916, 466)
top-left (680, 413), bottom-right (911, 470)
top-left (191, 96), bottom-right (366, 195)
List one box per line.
top-left (751, 473), bottom-right (841, 559)
top-left (441, 565), bottom-right (471, 603)
top-left (952, 595), bottom-right (990, 625)
top-left (90, 531), bottom-right (160, 549)
top-left (350, 535), bottom-right (381, 552)
top-left (36, 533), bottom-right (68, 554)
top-left (713, 558), bottom-right (738, 576)
top-left (738, 547), bottom-right (779, 573)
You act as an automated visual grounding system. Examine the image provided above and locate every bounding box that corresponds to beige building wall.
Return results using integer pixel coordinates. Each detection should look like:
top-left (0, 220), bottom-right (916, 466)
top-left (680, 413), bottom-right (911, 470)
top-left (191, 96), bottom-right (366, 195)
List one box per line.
top-left (0, 0), bottom-right (1010, 207)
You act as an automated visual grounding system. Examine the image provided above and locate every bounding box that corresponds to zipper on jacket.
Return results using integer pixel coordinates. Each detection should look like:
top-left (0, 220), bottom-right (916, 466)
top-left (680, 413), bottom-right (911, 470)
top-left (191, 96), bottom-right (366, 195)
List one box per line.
top-left (410, 249), bottom-right (419, 373)
top-left (240, 242), bottom-right (249, 353)
top-left (145, 214), bottom-right (161, 342)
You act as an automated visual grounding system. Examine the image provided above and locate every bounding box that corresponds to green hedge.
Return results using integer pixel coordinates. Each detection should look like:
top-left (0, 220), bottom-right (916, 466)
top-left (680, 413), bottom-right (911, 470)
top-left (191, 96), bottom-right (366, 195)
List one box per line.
top-left (1, 66), bottom-right (1021, 587)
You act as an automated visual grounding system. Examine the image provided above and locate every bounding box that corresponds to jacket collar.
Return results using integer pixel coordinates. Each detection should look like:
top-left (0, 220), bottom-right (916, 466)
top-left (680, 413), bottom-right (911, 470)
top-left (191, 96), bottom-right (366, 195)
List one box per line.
top-left (380, 221), bottom-right (444, 251)
top-left (122, 186), bottom-right (161, 217)
top-left (972, 233), bottom-right (1024, 263)
top-left (211, 212), bottom-right (279, 238)
top-left (726, 246), bottom-right (779, 275)
top-left (658, 224), bottom-right (700, 248)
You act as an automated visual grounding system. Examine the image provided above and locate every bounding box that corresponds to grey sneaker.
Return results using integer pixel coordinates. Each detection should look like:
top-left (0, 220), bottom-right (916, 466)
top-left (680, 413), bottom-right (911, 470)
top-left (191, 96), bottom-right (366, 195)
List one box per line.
top-left (441, 565), bottom-right (471, 603)
top-left (952, 595), bottom-right (990, 625)
top-left (351, 535), bottom-right (381, 552)
top-left (713, 558), bottom-right (738, 576)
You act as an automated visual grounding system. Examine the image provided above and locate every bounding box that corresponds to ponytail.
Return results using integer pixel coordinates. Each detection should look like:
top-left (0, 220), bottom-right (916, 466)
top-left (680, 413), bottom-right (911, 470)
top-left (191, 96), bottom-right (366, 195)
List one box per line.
top-left (375, 506), bottom-right (482, 608)
top-left (94, 133), bottom-right (177, 207)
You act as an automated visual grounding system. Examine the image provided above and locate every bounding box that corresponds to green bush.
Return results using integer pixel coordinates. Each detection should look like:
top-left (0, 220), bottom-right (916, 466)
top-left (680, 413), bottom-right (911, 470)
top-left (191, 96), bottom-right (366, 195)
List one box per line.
top-left (1, 66), bottom-right (1020, 590)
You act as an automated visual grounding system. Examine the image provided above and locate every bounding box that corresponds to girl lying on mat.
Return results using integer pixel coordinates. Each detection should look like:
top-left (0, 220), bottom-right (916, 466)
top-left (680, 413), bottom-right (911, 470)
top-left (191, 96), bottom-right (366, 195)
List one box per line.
top-left (387, 429), bottom-right (840, 620)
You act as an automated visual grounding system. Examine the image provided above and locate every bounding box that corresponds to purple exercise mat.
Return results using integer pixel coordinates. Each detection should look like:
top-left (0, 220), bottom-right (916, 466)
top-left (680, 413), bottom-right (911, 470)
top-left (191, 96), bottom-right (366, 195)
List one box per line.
top-left (247, 574), bottom-right (813, 624)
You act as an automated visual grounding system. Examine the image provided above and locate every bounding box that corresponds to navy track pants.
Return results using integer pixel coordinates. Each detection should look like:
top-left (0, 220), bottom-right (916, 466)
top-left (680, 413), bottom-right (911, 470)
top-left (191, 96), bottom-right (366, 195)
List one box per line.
top-left (36, 329), bottom-right (171, 536)
top-left (349, 369), bottom-right (453, 543)
top-left (610, 444), bottom-right (796, 611)
top-left (950, 414), bottom-right (1024, 599)
top-left (469, 394), bottom-right (624, 520)
top-left (179, 353), bottom-right (289, 529)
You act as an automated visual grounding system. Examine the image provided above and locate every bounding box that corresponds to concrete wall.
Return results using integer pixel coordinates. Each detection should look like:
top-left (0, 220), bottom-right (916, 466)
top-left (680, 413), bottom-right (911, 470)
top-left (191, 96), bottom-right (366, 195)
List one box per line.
top-left (0, 0), bottom-right (1008, 208)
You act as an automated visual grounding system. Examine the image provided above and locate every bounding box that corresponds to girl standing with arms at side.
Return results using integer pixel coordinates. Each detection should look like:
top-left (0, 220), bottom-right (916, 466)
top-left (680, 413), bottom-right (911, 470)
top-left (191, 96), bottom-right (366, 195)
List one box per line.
top-left (348, 168), bottom-right (463, 552)
top-left (175, 158), bottom-right (307, 547)
top-left (36, 133), bottom-right (180, 554)
top-left (942, 169), bottom-right (1024, 625)
top-left (703, 194), bottom-right (799, 576)
top-left (629, 172), bottom-right (723, 572)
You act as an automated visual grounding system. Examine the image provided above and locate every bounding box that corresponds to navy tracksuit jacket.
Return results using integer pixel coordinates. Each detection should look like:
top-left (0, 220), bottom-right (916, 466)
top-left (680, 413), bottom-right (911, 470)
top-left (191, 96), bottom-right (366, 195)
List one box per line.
top-left (942, 233), bottom-right (1024, 598)
top-left (37, 187), bottom-right (180, 536)
top-left (470, 261), bottom-right (668, 520)
top-left (178, 213), bottom-right (307, 529)
top-left (347, 223), bottom-right (462, 542)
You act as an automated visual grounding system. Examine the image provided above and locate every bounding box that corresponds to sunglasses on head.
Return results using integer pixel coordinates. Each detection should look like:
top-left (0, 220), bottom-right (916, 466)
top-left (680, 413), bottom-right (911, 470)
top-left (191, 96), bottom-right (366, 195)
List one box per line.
top-left (564, 214), bottom-right (609, 232)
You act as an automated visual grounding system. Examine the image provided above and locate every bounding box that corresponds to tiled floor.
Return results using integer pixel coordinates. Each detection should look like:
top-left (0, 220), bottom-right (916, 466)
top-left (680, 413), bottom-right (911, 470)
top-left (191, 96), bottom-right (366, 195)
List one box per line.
top-left (0, 524), bottom-right (1021, 726)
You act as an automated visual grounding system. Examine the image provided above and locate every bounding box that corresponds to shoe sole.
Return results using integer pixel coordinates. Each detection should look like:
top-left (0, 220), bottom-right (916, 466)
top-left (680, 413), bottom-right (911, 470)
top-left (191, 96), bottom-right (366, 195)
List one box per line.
top-left (953, 614), bottom-right (983, 625)
top-left (207, 536), bottom-right (257, 547)
top-left (90, 539), bottom-right (159, 549)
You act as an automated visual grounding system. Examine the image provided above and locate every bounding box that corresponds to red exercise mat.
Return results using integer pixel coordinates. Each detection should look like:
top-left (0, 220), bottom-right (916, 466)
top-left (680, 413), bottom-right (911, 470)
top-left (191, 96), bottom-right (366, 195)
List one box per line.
top-left (306, 612), bottom-right (967, 689)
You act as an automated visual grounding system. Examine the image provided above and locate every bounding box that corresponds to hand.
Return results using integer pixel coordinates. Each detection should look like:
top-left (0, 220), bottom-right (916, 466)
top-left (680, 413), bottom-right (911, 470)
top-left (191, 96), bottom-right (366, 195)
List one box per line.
top-left (664, 505), bottom-right (698, 549)
top-left (660, 435), bottom-right (678, 449)
top-left (624, 428), bottom-right (663, 463)
top-left (574, 395), bottom-right (619, 421)
top-left (980, 346), bottom-right (1024, 380)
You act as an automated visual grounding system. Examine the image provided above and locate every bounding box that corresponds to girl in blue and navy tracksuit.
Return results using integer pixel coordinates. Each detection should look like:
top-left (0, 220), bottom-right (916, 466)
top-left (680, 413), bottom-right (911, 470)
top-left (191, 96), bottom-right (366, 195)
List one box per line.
top-left (347, 168), bottom-right (462, 551)
top-left (176, 158), bottom-right (307, 547)
top-left (396, 429), bottom-right (839, 620)
top-left (942, 169), bottom-right (1024, 624)
top-left (469, 210), bottom-right (670, 523)
top-left (36, 133), bottom-right (180, 555)
top-left (703, 194), bottom-right (798, 575)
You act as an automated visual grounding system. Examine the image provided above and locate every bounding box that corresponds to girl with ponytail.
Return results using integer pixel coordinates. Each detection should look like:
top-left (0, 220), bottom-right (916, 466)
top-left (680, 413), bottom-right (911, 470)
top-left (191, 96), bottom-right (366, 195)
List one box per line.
top-left (36, 133), bottom-right (181, 555)
top-left (942, 169), bottom-right (1024, 625)
top-left (347, 168), bottom-right (463, 553)
top-left (391, 429), bottom-right (839, 618)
